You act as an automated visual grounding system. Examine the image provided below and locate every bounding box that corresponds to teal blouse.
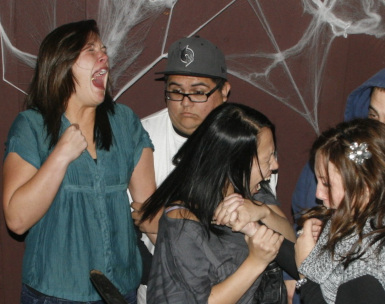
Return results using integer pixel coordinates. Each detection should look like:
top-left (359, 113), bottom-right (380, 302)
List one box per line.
top-left (4, 103), bottom-right (153, 301)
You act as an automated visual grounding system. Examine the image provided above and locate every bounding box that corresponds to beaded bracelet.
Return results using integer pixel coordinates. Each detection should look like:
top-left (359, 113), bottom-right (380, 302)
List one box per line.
top-left (295, 278), bottom-right (308, 290)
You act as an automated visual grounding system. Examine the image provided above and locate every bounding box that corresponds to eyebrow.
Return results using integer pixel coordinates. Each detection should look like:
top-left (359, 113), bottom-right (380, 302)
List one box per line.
top-left (83, 41), bottom-right (106, 48)
top-left (167, 81), bottom-right (211, 88)
top-left (369, 105), bottom-right (379, 115)
top-left (81, 42), bottom-right (95, 50)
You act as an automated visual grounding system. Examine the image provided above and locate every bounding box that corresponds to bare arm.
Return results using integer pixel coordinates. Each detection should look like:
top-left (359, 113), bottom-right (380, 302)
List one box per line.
top-left (168, 209), bottom-right (283, 304)
top-left (260, 204), bottom-right (296, 242)
top-left (215, 196), bottom-right (296, 242)
top-left (2, 124), bottom-right (86, 235)
top-left (209, 225), bottom-right (284, 304)
top-left (129, 148), bottom-right (157, 243)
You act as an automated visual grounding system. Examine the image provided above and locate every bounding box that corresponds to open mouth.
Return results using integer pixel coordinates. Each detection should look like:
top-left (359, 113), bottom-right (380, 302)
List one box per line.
top-left (91, 68), bottom-right (108, 89)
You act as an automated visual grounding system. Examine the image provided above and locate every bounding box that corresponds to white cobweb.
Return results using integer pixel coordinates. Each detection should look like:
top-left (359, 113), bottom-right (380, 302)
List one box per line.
top-left (1, 0), bottom-right (385, 134)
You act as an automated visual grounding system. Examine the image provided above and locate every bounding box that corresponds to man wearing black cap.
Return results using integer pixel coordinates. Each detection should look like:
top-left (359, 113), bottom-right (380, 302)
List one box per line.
top-left (142, 36), bottom-right (234, 184)
top-left (133, 36), bottom-right (291, 304)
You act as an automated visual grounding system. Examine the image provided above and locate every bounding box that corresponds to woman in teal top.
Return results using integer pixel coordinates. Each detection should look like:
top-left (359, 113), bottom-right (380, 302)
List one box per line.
top-left (2, 20), bottom-right (155, 303)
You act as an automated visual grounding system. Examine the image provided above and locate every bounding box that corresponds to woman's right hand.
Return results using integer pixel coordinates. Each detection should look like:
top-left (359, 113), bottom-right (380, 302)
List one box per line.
top-left (54, 124), bottom-right (88, 163)
top-left (213, 193), bottom-right (244, 226)
top-left (295, 218), bottom-right (322, 267)
top-left (245, 224), bottom-right (283, 268)
top-left (3, 124), bottom-right (87, 235)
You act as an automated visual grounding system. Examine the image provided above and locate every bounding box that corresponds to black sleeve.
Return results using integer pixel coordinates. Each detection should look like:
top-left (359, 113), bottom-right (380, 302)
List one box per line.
top-left (275, 239), bottom-right (300, 280)
top-left (300, 280), bottom-right (326, 304)
top-left (335, 275), bottom-right (385, 304)
top-left (300, 275), bottom-right (385, 304)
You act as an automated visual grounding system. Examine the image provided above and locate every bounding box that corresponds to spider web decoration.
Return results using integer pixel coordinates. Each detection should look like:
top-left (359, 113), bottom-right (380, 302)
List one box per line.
top-left (1, 0), bottom-right (385, 134)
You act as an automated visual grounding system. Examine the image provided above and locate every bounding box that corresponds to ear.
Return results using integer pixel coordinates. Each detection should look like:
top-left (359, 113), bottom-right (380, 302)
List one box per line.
top-left (221, 82), bottom-right (231, 102)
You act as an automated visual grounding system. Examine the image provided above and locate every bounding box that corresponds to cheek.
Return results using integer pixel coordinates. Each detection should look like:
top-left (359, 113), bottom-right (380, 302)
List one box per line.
top-left (259, 163), bottom-right (270, 177)
top-left (315, 183), bottom-right (328, 201)
top-left (331, 189), bottom-right (344, 208)
top-left (379, 114), bottom-right (385, 124)
top-left (76, 55), bottom-right (95, 70)
top-left (196, 103), bottom-right (217, 119)
top-left (167, 102), bottom-right (180, 118)
top-left (329, 172), bottom-right (345, 207)
top-left (250, 165), bottom-right (263, 185)
top-left (198, 97), bottom-right (223, 116)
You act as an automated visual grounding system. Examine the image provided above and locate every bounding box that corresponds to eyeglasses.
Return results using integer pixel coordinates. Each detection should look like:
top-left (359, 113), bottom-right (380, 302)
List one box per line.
top-left (165, 82), bottom-right (221, 103)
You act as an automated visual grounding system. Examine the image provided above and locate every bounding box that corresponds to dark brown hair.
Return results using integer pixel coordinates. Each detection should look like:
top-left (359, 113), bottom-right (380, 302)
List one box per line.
top-left (25, 19), bottom-right (114, 149)
top-left (299, 118), bottom-right (385, 266)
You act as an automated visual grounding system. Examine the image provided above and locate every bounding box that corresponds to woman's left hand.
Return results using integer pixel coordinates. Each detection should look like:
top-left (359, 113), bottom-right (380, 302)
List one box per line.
top-left (246, 224), bottom-right (284, 267)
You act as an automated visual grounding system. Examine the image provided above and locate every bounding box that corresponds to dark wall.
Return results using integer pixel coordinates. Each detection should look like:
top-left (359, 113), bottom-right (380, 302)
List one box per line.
top-left (1, 0), bottom-right (385, 302)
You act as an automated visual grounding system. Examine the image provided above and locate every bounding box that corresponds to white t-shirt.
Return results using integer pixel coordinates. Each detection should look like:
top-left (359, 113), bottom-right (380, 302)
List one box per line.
top-left (141, 108), bottom-right (186, 187)
top-left (137, 108), bottom-right (278, 303)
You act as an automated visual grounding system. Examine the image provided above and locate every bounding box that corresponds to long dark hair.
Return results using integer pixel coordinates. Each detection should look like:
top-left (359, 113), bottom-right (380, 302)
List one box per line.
top-left (141, 102), bottom-right (275, 234)
top-left (25, 19), bottom-right (114, 149)
top-left (298, 118), bottom-right (385, 266)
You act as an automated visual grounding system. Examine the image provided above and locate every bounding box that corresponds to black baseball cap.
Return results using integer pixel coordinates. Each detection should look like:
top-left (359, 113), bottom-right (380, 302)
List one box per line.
top-left (156, 36), bottom-right (227, 80)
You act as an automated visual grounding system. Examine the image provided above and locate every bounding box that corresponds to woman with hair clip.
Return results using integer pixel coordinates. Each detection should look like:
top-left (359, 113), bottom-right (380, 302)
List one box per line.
top-left (140, 102), bottom-right (297, 304)
top-left (295, 118), bottom-right (385, 304)
top-left (2, 20), bottom-right (155, 303)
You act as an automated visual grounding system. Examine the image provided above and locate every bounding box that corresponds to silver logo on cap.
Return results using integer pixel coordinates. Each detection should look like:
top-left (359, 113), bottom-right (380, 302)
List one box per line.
top-left (180, 45), bottom-right (194, 67)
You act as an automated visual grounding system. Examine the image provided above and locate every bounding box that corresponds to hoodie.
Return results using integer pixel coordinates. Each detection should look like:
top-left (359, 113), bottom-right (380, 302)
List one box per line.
top-left (291, 68), bottom-right (385, 222)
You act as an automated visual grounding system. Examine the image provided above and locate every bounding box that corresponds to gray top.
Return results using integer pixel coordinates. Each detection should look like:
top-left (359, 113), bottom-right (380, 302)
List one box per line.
top-left (147, 209), bottom-right (263, 304)
top-left (299, 219), bottom-right (385, 304)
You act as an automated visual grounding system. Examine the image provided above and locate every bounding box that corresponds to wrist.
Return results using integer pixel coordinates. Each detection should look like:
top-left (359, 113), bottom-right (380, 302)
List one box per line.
top-left (244, 255), bottom-right (267, 277)
top-left (295, 277), bottom-right (308, 290)
top-left (256, 203), bottom-right (270, 221)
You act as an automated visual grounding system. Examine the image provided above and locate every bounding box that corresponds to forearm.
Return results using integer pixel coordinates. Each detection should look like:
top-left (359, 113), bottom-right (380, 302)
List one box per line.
top-left (259, 205), bottom-right (296, 242)
top-left (3, 151), bottom-right (70, 234)
top-left (129, 148), bottom-right (157, 241)
top-left (209, 256), bottom-right (266, 304)
top-left (128, 148), bottom-right (156, 202)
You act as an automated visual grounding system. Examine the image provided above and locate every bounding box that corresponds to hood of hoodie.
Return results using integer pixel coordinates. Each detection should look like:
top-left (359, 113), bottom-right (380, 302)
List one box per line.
top-left (344, 69), bottom-right (385, 121)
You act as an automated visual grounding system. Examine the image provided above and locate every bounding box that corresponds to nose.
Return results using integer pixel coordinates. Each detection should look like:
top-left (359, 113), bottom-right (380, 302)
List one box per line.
top-left (181, 94), bottom-right (194, 106)
top-left (98, 52), bottom-right (108, 63)
top-left (315, 183), bottom-right (327, 201)
top-left (270, 156), bottom-right (279, 171)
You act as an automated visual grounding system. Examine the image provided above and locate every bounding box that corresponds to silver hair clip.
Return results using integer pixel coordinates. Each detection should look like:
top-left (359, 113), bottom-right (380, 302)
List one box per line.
top-left (348, 142), bottom-right (372, 165)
